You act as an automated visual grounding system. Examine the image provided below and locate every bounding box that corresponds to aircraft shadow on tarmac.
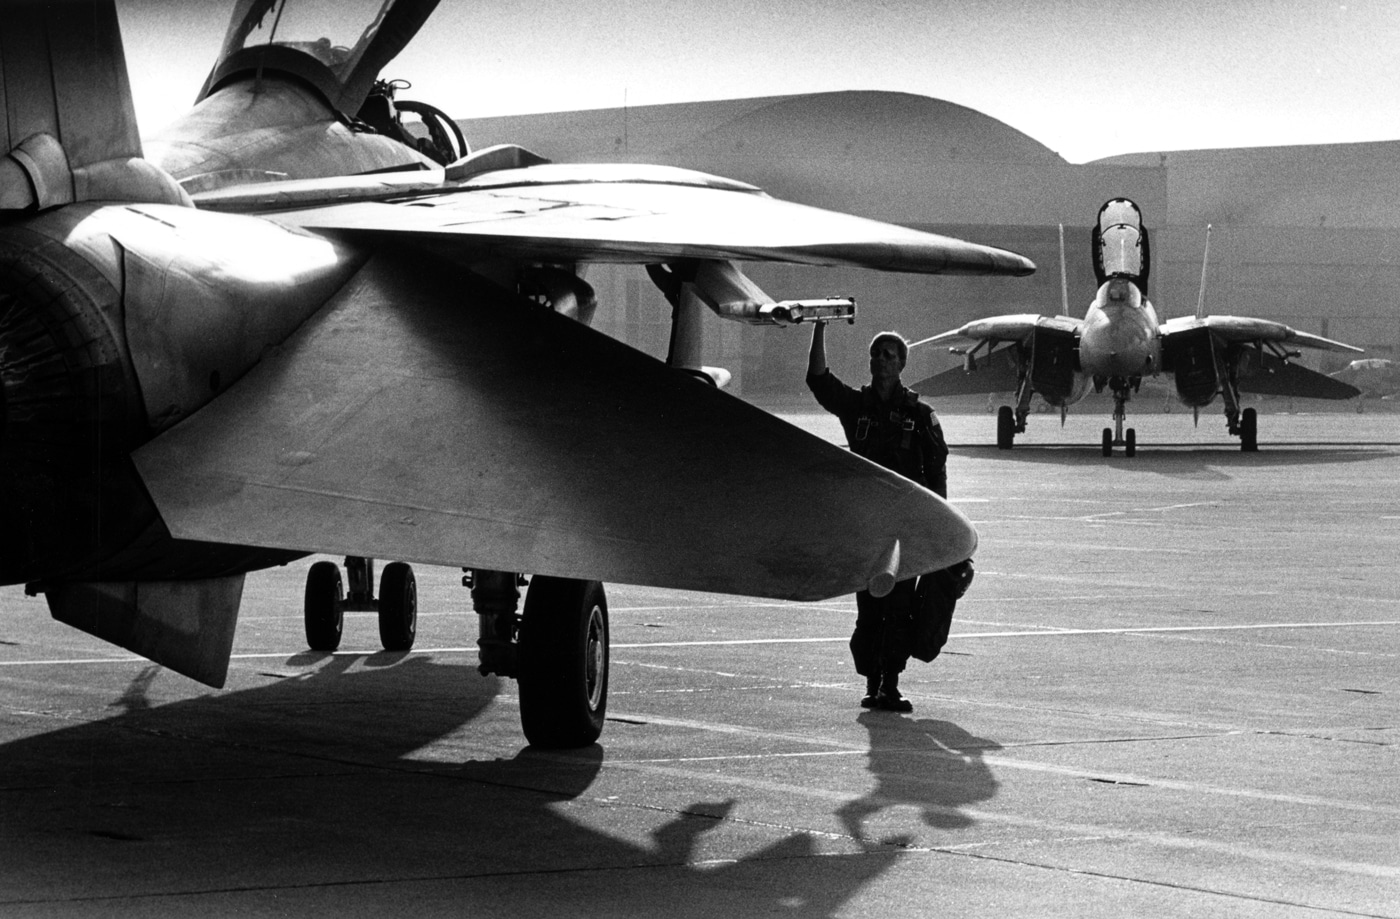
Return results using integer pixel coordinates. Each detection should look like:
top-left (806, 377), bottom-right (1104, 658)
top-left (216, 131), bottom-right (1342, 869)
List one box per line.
top-left (0, 656), bottom-right (1001, 915)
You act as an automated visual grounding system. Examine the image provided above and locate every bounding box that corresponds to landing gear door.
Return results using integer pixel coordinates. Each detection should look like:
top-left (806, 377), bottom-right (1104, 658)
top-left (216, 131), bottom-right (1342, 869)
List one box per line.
top-left (1028, 325), bottom-right (1079, 402)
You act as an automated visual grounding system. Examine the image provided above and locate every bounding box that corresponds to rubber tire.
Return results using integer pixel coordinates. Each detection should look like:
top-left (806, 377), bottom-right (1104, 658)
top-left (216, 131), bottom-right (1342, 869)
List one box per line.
top-left (1240, 407), bottom-right (1258, 452)
top-left (1102, 427), bottom-right (1114, 457)
top-left (518, 577), bottom-right (609, 749)
top-left (304, 561), bottom-right (345, 652)
top-left (378, 562), bottom-right (418, 651)
top-left (1125, 428), bottom-right (1137, 458)
top-left (996, 405), bottom-right (1015, 450)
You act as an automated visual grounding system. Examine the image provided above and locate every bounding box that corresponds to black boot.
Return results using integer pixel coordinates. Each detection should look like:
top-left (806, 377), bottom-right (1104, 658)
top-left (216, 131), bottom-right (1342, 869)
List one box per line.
top-left (877, 671), bottom-right (913, 712)
top-left (860, 675), bottom-right (881, 708)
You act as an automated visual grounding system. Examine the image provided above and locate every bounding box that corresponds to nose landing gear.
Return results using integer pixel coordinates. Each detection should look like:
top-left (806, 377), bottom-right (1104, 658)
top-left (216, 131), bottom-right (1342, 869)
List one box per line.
top-left (303, 556), bottom-right (418, 653)
top-left (1101, 380), bottom-right (1137, 457)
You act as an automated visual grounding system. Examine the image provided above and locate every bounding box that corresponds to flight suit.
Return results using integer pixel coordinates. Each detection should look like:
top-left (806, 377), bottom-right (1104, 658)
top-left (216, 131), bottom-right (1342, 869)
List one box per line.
top-left (806, 368), bottom-right (949, 697)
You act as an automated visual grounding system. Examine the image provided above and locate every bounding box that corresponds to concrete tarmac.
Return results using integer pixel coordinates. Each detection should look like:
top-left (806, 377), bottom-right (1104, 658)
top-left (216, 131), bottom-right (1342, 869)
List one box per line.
top-left (1, 413), bottom-right (1398, 917)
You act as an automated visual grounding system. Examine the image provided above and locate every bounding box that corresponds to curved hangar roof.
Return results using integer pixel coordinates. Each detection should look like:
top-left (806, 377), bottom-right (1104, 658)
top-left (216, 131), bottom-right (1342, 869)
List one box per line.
top-left (456, 91), bottom-right (1068, 224)
top-left (458, 91), bottom-right (1063, 166)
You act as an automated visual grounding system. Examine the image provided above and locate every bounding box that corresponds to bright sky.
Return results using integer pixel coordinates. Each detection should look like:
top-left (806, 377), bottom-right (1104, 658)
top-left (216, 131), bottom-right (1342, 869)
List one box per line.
top-left (118, 0), bottom-right (1400, 164)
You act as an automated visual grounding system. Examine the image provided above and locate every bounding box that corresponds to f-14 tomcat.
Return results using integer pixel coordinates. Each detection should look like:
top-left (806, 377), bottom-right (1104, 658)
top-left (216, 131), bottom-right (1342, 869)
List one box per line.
top-left (913, 198), bottom-right (1361, 456)
top-left (0, 0), bottom-right (1034, 747)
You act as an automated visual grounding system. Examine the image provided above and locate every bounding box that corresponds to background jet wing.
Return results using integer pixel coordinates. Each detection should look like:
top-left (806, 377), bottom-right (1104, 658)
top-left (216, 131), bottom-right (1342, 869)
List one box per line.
top-left (1159, 315), bottom-right (1364, 353)
top-left (911, 345), bottom-right (1022, 396)
top-left (210, 163), bottom-right (1035, 277)
top-left (1238, 351), bottom-right (1361, 399)
top-left (910, 313), bottom-right (1079, 349)
top-left (132, 252), bottom-right (976, 603)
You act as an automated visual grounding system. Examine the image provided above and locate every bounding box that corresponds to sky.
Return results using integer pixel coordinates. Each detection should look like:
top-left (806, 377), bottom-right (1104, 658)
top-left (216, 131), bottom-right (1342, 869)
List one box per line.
top-left (117, 0), bottom-right (1400, 164)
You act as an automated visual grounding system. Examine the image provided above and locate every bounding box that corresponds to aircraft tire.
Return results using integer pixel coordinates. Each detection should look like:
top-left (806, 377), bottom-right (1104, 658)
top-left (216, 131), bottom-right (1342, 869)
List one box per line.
top-left (304, 561), bottom-right (345, 652)
top-left (996, 405), bottom-right (1015, 449)
top-left (1240, 407), bottom-right (1258, 452)
top-left (1102, 428), bottom-right (1113, 457)
top-left (1125, 428), bottom-right (1137, 458)
top-left (378, 562), bottom-right (418, 651)
top-left (518, 577), bottom-right (609, 749)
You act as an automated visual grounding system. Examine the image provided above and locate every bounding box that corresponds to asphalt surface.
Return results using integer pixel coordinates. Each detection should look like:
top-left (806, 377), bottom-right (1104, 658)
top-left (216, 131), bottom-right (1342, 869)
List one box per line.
top-left (1, 412), bottom-right (1397, 917)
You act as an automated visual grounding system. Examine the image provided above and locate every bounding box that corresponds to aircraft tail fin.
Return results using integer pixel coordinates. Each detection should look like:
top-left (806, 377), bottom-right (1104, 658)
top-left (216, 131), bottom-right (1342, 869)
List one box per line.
top-left (1194, 224), bottom-right (1213, 319)
top-left (1057, 223), bottom-right (1070, 317)
top-left (1, 0), bottom-right (186, 210)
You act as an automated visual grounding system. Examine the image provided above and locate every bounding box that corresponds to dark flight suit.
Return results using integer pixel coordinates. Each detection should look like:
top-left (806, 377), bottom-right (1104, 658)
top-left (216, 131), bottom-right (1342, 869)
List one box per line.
top-left (807, 368), bottom-right (949, 690)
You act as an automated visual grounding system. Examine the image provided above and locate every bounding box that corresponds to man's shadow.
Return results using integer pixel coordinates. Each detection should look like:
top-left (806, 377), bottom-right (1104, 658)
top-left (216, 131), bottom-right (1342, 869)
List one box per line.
top-left (837, 712), bottom-right (1001, 840)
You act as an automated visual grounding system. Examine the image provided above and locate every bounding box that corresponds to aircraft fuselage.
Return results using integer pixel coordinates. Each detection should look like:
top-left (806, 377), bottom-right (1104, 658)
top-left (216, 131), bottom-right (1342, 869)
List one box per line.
top-left (1078, 278), bottom-right (1160, 381)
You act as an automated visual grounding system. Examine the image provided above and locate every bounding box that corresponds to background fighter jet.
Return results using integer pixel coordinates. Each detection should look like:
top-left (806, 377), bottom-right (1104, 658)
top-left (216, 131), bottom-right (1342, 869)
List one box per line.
top-left (0, 0), bottom-right (1033, 748)
top-left (913, 198), bottom-right (1361, 456)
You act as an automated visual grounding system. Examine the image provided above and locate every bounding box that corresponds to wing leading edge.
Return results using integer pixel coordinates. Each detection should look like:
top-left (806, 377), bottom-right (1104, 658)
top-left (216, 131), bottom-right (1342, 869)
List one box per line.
top-left (132, 252), bottom-right (977, 602)
top-left (199, 163), bottom-right (1036, 277)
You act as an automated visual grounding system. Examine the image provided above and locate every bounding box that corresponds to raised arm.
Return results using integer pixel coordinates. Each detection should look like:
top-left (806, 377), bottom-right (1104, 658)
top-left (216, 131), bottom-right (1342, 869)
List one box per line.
top-left (808, 320), bottom-right (828, 378)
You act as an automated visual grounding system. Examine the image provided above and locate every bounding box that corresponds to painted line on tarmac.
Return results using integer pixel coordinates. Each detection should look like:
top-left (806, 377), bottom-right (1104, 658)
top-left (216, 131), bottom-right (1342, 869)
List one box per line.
top-left (615, 712), bottom-right (1400, 818)
top-left (613, 620), bottom-right (1400, 648)
top-left (4, 620), bottom-right (1397, 668)
top-left (595, 744), bottom-right (1400, 881)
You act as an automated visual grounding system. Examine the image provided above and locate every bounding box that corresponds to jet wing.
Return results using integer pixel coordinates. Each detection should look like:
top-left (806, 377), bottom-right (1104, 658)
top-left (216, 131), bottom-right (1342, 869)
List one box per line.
top-left (911, 314), bottom-right (1080, 349)
top-left (1159, 315), bottom-right (1363, 353)
top-left (132, 251), bottom-right (977, 603)
top-left (197, 162), bottom-right (1036, 277)
top-left (912, 345), bottom-right (1022, 396)
top-left (1238, 351), bottom-right (1361, 399)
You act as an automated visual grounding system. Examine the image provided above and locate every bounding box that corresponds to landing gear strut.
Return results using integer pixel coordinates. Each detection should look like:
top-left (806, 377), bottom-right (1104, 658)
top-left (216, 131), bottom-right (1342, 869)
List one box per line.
top-left (302, 556), bottom-right (418, 652)
top-left (469, 569), bottom-right (610, 749)
top-left (1101, 380), bottom-right (1137, 457)
top-left (995, 361), bottom-right (1035, 450)
top-left (1221, 377), bottom-right (1258, 452)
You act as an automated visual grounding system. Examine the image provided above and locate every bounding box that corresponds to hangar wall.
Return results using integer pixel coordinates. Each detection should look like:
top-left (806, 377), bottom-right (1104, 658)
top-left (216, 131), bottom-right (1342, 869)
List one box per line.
top-left (457, 92), bottom-right (1400, 399)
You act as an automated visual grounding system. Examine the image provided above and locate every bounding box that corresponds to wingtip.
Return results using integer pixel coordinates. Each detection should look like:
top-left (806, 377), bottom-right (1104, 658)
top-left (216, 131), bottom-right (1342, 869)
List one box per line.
top-left (1003, 251), bottom-right (1038, 277)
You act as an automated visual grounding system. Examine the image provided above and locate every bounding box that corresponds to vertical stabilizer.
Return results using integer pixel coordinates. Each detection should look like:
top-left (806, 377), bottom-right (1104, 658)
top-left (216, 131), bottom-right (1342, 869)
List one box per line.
top-left (1, 0), bottom-right (187, 209)
top-left (1195, 225), bottom-right (1213, 319)
top-left (1057, 224), bottom-right (1069, 317)
top-left (1, 0), bottom-right (141, 167)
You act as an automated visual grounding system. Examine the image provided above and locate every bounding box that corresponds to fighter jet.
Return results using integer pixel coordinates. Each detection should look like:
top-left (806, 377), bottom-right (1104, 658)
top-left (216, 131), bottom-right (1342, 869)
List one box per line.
top-left (912, 198), bottom-right (1361, 456)
top-left (0, 0), bottom-right (1034, 748)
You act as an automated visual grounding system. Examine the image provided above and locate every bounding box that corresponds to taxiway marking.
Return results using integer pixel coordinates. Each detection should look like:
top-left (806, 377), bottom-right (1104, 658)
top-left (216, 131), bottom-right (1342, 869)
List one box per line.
top-left (2, 619), bottom-right (1397, 667)
top-left (585, 735), bottom-right (1400, 881)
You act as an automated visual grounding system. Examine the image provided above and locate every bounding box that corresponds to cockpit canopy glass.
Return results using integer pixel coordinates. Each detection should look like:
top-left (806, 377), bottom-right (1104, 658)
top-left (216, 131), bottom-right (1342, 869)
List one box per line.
top-left (222, 0), bottom-right (395, 82)
top-left (1099, 224), bottom-right (1144, 279)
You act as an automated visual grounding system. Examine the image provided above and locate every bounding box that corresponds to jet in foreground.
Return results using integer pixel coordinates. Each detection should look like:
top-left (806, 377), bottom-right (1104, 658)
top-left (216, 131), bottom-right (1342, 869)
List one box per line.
top-left (0, 0), bottom-right (1034, 747)
top-left (913, 198), bottom-right (1361, 455)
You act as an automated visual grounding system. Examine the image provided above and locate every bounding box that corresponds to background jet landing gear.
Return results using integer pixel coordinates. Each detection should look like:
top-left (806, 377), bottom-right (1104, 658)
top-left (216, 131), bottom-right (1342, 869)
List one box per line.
top-left (302, 556), bottom-right (418, 653)
top-left (996, 393), bottom-right (1032, 450)
top-left (1232, 406), bottom-right (1259, 452)
top-left (996, 405), bottom-right (1016, 449)
top-left (470, 570), bottom-right (610, 749)
top-left (1101, 387), bottom-right (1137, 457)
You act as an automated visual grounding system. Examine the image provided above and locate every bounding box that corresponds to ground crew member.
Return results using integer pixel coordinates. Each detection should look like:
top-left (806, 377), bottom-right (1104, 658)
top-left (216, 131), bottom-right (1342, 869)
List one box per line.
top-left (807, 321), bottom-right (949, 712)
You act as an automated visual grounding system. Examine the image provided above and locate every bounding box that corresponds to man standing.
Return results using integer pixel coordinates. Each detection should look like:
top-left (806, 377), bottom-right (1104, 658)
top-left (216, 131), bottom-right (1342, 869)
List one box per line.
top-left (807, 321), bottom-right (949, 712)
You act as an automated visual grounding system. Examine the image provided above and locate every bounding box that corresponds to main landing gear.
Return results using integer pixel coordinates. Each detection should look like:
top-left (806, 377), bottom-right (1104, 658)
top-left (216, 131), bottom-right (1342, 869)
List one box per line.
top-left (303, 561), bottom-right (610, 749)
top-left (471, 570), bottom-right (610, 749)
top-left (1222, 382), bottom-right (1259, 452)
top-left (304, 556), bottom-right (417, 652)
top-left (995, 369), bottom-right (1035, 450)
